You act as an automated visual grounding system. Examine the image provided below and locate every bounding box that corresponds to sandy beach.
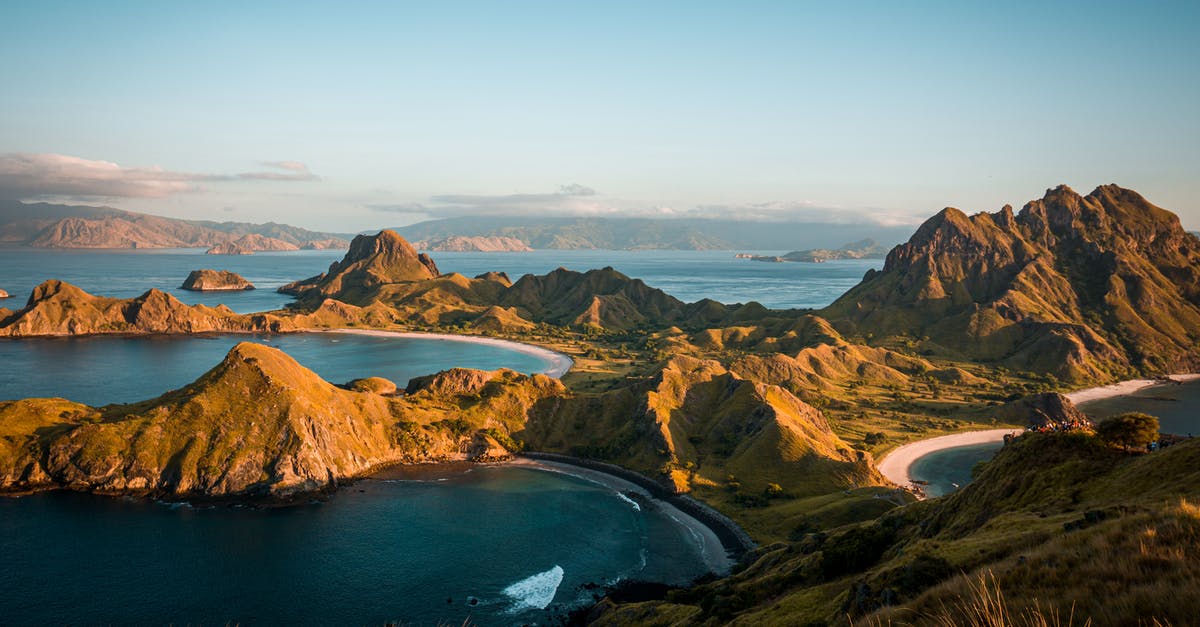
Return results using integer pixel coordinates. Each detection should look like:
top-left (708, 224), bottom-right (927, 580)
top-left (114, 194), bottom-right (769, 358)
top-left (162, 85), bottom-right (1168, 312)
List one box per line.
top-left (1065, 374), bottom-right (1200, 405)
top-left (320, 328), bottom-right (574, 378)
top-left (508, 457), bottom-right (736, 575)
top-left (877, 428), bottom-right (1024, 491)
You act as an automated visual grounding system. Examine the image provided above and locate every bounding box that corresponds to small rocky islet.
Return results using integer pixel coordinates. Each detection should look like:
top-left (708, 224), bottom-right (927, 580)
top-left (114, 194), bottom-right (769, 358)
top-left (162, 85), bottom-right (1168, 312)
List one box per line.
top-left (180, 269), bottom-right (256, 291)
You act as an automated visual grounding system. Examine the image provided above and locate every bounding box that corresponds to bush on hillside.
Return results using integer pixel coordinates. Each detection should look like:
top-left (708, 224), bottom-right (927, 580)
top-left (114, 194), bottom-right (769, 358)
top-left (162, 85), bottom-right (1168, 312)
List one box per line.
top-left (1095, 412), bottom-right (1159, 451)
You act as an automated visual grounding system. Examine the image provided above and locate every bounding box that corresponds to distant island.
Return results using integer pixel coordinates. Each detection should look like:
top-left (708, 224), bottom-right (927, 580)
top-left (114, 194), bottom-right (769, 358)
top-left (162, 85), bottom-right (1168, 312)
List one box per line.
top-left (736, 238), bottom-right (889, 262)
top-left (414, 235), bottom-right (533, 252)
top-left (395, 216), bottom-right (913, 251)
top-left (180, 269), bottom-right (255, 291)
top-left (3, 184), bottom-right (1200, 625)
top-left (0, 199), bottom-right (350, 250)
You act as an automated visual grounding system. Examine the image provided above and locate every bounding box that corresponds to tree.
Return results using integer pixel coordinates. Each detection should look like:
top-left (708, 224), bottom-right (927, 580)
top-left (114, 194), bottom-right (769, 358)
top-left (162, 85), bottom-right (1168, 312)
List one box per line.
top-left (1095, 412), bottom-right (1159, 451)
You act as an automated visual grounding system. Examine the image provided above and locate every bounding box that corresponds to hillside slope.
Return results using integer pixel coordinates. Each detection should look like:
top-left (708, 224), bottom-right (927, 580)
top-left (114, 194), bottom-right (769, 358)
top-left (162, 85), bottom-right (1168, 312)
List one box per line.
top-left (822, 185), bottom-right (1200, 382)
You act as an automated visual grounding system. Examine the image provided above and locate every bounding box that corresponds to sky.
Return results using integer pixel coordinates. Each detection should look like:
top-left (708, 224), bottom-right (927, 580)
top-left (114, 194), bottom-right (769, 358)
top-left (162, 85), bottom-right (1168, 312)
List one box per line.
top-left (1, 0), bottom-right (1197, 232)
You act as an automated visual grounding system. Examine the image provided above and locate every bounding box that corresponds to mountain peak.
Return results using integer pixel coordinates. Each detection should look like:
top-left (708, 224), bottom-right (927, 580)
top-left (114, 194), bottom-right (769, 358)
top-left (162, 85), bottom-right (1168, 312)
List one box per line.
top-left (279, 230), bottom-right (440, 303)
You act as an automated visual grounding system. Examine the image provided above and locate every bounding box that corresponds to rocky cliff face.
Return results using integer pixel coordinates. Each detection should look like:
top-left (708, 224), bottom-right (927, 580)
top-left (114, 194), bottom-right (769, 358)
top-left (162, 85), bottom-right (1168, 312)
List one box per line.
top-left (180, 269), bottom-right (256, 291)
top-left (822, 185), bottom-right (1200, 382)
top-left (0, 280), bottom-right (289, 336)
top-left (279, 230), bottom-right (440, 302)
top-left (0, 343), bottom-right (564, 498)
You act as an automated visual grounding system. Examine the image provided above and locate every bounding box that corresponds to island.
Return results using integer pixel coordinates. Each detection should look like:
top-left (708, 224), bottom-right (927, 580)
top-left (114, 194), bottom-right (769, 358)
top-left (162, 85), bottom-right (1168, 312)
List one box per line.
top-left (736, 238), bottom-right (889, 262)
top-left (180, 269), bottom-right (256, 291)
top-left (3, 184), bottom-right (1200, 625)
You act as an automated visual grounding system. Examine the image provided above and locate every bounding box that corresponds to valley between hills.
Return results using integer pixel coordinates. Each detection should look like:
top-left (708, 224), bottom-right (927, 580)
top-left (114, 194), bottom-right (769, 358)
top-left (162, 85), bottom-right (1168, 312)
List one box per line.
top-left (2, 184), bottom-right (1200, 625)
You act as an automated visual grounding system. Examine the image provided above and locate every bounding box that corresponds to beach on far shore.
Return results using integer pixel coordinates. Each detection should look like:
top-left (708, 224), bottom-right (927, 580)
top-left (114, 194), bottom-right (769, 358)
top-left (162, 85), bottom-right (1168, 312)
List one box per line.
top-left (877, 428), bottom-right (1024, 492)
top-left (320, 328), bottom-right (574, 378)
top-left (1066, 373), bottom-right (1200, 405)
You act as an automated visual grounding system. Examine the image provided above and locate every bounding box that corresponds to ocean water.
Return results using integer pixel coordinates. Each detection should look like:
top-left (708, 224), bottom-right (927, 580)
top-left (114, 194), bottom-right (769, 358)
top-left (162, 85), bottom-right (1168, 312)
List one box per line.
top-left (1077, 379), bottom-right (1200, 436)
top-left (908, 442), bottom-right (1005, 498)
top-left (0, 332), bottom-right (555, 405)
top-left (0, 247), bottom-right (877, 313)
top-left (0, 465), bottom-right (711, 625)
top-left (0, 331), bottom-right (713, 623)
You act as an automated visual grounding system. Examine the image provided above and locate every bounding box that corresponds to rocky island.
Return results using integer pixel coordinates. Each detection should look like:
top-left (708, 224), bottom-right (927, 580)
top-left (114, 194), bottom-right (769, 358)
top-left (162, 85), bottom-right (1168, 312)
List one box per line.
top-left (4, 184), bottom-right (1200, 624)
top-left (180, 269), bottom-right (256, 291)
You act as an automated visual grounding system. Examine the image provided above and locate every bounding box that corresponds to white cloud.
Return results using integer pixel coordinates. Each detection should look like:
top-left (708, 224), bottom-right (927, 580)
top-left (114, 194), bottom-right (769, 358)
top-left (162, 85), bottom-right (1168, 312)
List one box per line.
top-left (0, 153), bottom-right (318, 200)
top-left (372, 184), bottom-right (924, 226)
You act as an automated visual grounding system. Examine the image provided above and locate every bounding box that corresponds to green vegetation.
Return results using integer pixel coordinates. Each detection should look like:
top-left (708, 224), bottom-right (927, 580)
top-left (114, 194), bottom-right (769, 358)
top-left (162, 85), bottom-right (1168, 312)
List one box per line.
top-left (1095, 412), bottom-right (1159, 451)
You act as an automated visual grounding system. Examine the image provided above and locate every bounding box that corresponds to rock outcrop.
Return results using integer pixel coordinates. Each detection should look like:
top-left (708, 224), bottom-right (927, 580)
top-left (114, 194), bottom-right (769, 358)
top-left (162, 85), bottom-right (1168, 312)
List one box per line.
top-left (0, 289), bottom-right (8, 299)
top-left (0, 280), bottom-right (290, 336)
top-left (0, 343), bottom-right (563, 498)
top-left (180, 269), bottom-right (256, 291)
top-left (822, 185), bottom-right (1200, 382)
top-left (279, 230), bottom-right (440, 302)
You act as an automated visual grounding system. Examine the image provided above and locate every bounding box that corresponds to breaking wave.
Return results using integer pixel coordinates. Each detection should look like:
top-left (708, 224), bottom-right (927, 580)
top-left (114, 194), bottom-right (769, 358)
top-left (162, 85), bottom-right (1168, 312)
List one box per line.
top-left (503, 565), bottom-right (564, 612)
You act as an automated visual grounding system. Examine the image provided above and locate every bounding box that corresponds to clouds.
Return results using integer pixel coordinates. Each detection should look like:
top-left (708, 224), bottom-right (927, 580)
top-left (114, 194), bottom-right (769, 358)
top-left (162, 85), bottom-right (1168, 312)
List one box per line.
top-left (369, 184), bottom-right (924, 226)
top-left (0, 153), bottom-right (318, 200)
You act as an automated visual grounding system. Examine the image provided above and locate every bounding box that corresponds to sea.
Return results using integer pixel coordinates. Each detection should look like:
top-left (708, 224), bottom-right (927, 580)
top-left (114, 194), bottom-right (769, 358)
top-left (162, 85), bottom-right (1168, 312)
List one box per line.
top-left (0, 247), bottom-right (873, 624)
top-left (0, 247), bottom-right (878, 313)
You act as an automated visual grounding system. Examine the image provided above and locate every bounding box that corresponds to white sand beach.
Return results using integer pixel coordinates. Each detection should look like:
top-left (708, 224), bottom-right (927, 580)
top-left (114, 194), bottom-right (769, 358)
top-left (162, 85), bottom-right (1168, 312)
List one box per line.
top-left (1065, 374), bottom-right (1200, 405)
top-left (320, 328), bottom-right (574, 378)
top-left (877, 428), bottom-right (1024, 490)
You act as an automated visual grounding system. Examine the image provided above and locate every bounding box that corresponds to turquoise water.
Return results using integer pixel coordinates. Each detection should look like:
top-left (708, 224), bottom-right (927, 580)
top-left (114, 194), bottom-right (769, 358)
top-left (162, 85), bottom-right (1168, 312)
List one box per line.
top-left (0, 332), bottom-right (555, 405)
top-left (1077, 380), bottom-right (1200, 437)
top-left (0, 465), bottom-right (710, 625)
top-left (908, 441), bottom-right (1005, 498)
top-left (0, 248), bottom-right (878, 312)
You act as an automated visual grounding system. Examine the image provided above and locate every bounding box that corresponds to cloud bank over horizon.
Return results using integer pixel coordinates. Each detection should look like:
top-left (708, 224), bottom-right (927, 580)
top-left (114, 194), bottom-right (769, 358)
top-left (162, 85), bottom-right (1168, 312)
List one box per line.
top-left (367, 184), bottom-right (925, 227)
top-left (0, 153), bottom-right (318, 201)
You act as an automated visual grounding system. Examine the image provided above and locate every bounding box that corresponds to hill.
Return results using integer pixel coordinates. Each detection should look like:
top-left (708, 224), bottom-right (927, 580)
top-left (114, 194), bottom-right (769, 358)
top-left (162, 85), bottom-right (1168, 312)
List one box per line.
top-left (414, 235), bottom-right (533, 252)
top-left (822, 185), bottom-right (1200, 383)
top-left (592, 432), bottom-right (1200, 625)
top-left (0, 342), bottom-right (564, 498)
top-left (396, 216), bottom-right (915, 251)
top-left (0, 199), bottom-right (349, 249)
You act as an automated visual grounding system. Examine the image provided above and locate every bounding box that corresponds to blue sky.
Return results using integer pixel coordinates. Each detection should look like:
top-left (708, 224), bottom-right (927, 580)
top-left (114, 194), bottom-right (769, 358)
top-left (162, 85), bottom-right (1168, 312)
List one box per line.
top-left (1, 1), bottom-right (1197, 231)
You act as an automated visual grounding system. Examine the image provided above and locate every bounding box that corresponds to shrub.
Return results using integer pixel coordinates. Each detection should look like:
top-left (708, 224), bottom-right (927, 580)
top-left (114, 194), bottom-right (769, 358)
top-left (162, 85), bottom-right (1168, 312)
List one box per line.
top-left (1096, 412), bottom-right (1159, 451)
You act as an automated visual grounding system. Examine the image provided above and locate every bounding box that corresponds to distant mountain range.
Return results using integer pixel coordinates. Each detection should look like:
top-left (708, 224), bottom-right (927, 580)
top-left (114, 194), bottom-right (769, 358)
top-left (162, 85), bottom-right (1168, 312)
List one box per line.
top-left (394, 216), bottom-right (916, 251)
top-left (0, 199), bottom-right (351, 250)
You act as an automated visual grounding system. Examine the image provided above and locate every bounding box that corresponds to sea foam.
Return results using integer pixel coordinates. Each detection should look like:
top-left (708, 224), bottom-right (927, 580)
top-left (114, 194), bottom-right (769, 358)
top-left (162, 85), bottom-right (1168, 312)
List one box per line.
top-left (503, 565), bottom-right (564, 612)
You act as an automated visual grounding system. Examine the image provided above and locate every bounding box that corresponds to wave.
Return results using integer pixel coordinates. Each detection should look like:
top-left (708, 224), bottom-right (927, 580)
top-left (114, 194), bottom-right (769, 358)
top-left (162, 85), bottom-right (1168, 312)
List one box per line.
top-left (503, 564), bottom-right (564, 612)
top-left (615, 492), bottom-right (641, 511)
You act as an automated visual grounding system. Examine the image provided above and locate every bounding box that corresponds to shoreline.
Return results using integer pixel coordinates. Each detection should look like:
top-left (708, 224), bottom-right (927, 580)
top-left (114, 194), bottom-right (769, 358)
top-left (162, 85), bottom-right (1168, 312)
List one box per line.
top-left (517, 452), bottom-right (755, 570)
top-left (319, 328), bottom-right (574, 378)
top-left (1065, 373), bottom-right (1200, 405)
top-left (876, 428), bottom-right (1023, 492)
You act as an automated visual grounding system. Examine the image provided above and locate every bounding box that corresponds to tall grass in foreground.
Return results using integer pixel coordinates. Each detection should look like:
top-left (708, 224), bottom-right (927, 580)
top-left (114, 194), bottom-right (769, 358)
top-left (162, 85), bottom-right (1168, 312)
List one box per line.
top-left (857, 498), bottom-right (1200, 626)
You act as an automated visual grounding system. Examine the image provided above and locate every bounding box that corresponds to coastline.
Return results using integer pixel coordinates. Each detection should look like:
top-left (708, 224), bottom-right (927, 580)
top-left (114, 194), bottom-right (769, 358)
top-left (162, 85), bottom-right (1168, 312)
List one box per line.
top-left (515, 452), bottom-right (755, 573)
top-left (876, 428), bottom-right (1023, 492)
top-left (1065, 373), bottom-right (1200, 405)
top-left (319, 328), bottom-right (574, 378)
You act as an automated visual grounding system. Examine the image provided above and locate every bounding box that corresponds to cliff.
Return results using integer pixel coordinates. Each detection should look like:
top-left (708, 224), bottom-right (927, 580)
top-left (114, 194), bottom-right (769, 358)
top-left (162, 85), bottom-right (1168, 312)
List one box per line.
top-left (0, 343), bottom-right (564, 498)
top-left (414, 235), bottom-right (533, 252)
top-left (0, 280), bottom-right (290, 336)
top-left (180, 270), bottom-right (256, 291)
top-left (822, 185), bottom-right (1200, 382)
